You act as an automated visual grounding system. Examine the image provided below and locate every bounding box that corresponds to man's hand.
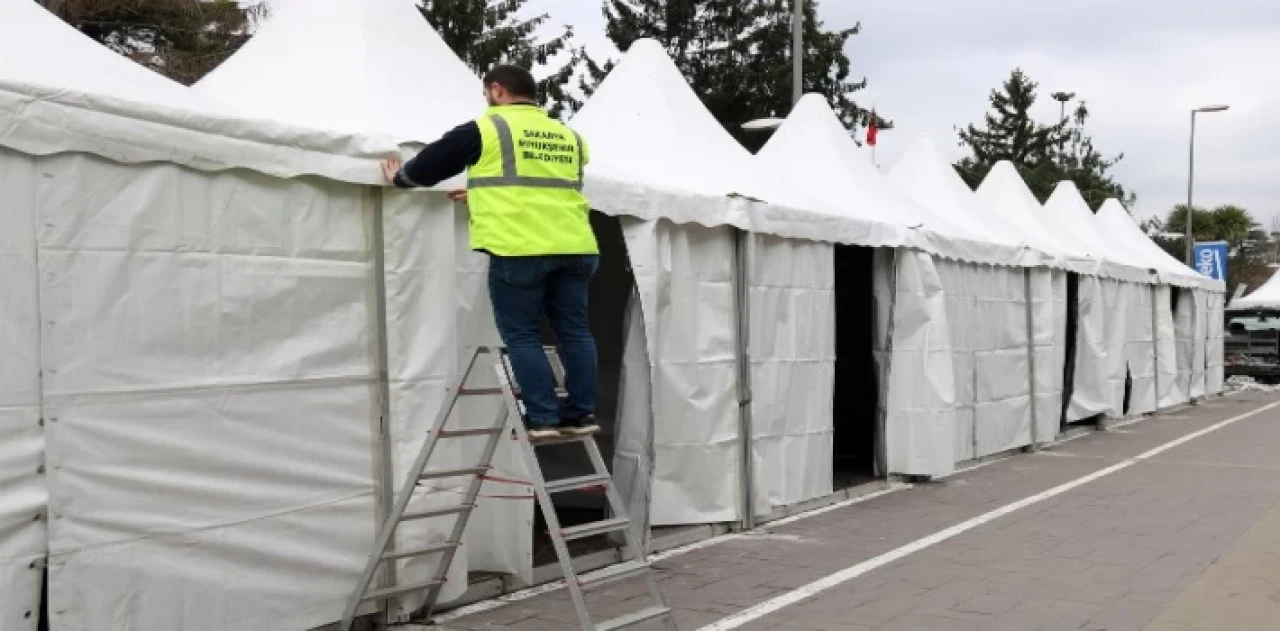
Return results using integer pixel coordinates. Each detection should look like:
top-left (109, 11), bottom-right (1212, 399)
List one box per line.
top-left (380, 157), bottom-right (403, 185)
top-left (446, 189), bottom-right (468, 202)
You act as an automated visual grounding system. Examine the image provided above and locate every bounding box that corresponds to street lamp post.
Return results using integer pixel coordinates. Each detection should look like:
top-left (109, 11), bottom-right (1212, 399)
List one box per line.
top-left (1051, 91), bottom-right (1075, 153)
top-left (793, 0), bottom-right (804, 105)
top-left (1186, 104), bottom-right (1230, 267)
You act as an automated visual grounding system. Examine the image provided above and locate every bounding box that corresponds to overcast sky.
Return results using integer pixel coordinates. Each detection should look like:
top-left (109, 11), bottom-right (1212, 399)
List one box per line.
top-left (532, 0), bottom-right (1279, 224)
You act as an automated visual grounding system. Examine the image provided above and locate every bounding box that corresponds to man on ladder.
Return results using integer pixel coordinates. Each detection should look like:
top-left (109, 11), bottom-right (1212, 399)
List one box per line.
top-left (357, 65), bottom-right (673, 631)
top-left (383, 64), bottom-right (600, 441)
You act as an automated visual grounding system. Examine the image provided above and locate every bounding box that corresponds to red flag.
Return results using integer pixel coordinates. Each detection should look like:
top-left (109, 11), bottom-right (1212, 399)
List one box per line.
top-left (866, 110), bottom-right (879, 147)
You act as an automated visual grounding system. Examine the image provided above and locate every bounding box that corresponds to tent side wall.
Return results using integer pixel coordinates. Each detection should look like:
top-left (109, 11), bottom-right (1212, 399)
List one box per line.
top-left (876, 249), bottom-right (957, 478)
top-left (1154, 286), bottom-right (1182, 409)
top-left (1191, 289), bottom-right (1209, 398)
top-left (1121, 281), bottom-right (1158, 416)
top-left (1030, 270), bottom-right (1067, 443)
top-left (0, 147), bottom-right (45, 631)
top-left (937, 262), bottom-right (1033, 461)
top-left (1172, 288), bottom-right (1196, 403)
top-left (1068, 275), bottom-right (1112, 421)
top-left (1206, 291), bottom-right (1226, 394)
top-left (623, 218), bottom-right (741, 525)
top-left (29, 153), bottom-right (381, 631)
top-left (747, 234), bottom-right (836, 517)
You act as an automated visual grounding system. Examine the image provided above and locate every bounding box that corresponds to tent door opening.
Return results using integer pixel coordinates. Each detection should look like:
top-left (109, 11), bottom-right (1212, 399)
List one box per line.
top-left (530, 212), bottom-right (636, 566)
top-left (1061, 272), bottom-right (1081, 428)
top-left (832, 245), bottom-right (881, 486)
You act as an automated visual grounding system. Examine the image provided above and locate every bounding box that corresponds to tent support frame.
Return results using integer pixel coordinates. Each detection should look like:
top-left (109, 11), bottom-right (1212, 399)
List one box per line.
top-left (365, 186), bottom-right (397, 627)
top-left (733, 229), bottom-right (756, 530)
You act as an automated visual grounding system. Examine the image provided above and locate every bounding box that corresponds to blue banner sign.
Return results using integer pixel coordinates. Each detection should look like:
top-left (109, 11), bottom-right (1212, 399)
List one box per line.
top-left (1193, 241), bottom-right (1228, 281)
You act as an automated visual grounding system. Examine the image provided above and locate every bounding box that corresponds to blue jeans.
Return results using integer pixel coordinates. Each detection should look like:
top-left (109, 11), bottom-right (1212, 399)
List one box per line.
top-left (488, 254), bottom-right (599, 427)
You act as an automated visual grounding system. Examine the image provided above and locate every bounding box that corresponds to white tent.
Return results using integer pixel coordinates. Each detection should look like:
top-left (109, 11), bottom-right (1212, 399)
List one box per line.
top-left (571, 39), bottom-right (844, 524)
top-left (1095, 200), bottom-right (1214, 408)
top-left (1228, 270), bottom-right (1280, 310)
top-left (884, 136), bottom-right (1049, 473)
top-left (975, 162), bottom-right (1075, 445)
top-left (0, 2), bottom-right (413, 630)
top-left (1042, 184), bottom-right (1159, 420)
top-left (195, 0), bottom-right (512, 613)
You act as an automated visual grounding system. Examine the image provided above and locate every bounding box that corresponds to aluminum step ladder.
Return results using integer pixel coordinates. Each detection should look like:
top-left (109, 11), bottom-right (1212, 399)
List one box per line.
top-left (340, 345), bottom-right (677, 631)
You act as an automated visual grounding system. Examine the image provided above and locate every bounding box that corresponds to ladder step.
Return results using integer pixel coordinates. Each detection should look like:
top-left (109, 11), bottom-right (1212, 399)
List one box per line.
top-left (560, 517), bottom-right (630, 541)
top-left (546, 473), bottom-right (612, 494)
top-left (438, 427), bottom-right (504, 438)
top-left (576, 560), bottom-right (650, 588)
top-left (595, 606), bottom-right (672, 631)
top-left (360, 578), bottom-right (445, 603)
top-left (529, 433), bottom-right (591, 447)
top-left (400, 504), bottom-right (474, 521)
top-left (420, 467), bottom-right (488, 480)
top-left (458, 387), bottom-right (503, 396)
top-left (381, 542), bottom-right (459, 561)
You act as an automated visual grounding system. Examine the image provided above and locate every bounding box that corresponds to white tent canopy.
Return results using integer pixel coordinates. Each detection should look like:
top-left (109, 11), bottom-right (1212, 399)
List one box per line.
top-left (1232, 270), bottom-right (1280, 309)
top-left (571, 39), bottom-right (841, 242)
top-left (195, 0), bottom-right (484, 147)
top-left (888, 134), bottom-right (1044, 268)
top-left (1095, 199), bottom-right (1216, 290)
top-left (976, 161), bottom-right (1096, 274)
top-left (1040, 182), bottom-right (1153, 283)
top-left (757, 96), bottom-right (1036, 267)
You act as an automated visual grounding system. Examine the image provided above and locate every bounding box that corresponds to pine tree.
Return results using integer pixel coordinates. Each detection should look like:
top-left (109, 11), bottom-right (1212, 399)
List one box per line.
top-left (50, 0), bottom-right (264, 85)
top-left (593, 0), bottom-right (884, 148)
top-left (955, 68), bottom-right (1134, 210)
top-left (419, 0), bottom-right (582, 118)
top-left (954, 69), bottom-right (1058, 195)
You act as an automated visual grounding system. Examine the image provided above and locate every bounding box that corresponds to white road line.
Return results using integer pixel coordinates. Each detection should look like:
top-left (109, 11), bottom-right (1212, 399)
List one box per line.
top-left (431, 484), bottom-right (909, 623)
top-left (698, 399), bottom-right (1280, 631)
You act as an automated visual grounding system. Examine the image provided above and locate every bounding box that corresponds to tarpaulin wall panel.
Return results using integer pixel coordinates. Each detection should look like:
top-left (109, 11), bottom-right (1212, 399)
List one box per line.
top-left (936, 262), bottom-right (1032, 461)
top-left (381, 191), bottom-right (474, 608)
top-left (1120, 282), bottom-right (1157, 416)
top-left (1172, 289), bottom-right (1195, 404)
top-left (1029, 270), bottom-right (1067, 444)
top-left (1206, 292), bottom-right (1225, 394)
top-left (623, 219), bottom-right (739, 525)
top-left (450, 205), bottom-right (533, 587)
top-left (747, 235), bottom-right (835, 517)
top-left (31, 155), bottom-right (379, 631)
top-left (1153, 286), bottom-right (1182, 409)
top-left (1191, 290), bottom-right (1208, 399)
top-left (1068, 275), bottom-right (1112, 422)
top-left (875, 249), bottom-right (957, 478)
top-left (0, 148), bottom-right (45, 631)
top-left (613, 290), bottom-right (654, 548)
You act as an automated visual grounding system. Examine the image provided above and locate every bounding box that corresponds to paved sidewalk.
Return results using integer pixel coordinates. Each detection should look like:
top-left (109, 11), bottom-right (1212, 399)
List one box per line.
top-left (431, 392), bottom-right (1280, 631)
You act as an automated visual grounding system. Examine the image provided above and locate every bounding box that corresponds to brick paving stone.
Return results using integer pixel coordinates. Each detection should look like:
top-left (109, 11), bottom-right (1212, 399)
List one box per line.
top-left (434, 393), bottom-right (1280, 631)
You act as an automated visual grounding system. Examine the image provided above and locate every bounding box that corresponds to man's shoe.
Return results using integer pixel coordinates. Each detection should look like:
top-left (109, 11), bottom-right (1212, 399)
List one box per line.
top-left (526, 424), bottom-right (562, 441)
top-left (558, 414), bottom-right (601, 436)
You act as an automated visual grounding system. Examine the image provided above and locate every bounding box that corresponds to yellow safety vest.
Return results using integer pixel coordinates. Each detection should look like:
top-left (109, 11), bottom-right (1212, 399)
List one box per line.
top-left (468, 105), bottom-right (598, 256)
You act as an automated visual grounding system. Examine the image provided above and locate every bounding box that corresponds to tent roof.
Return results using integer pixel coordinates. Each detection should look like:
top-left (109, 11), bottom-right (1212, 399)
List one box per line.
top-left (1095, 199), bottom-right (1214, 289)
top-left (195, 0), bottom-right (484, 144)
top-left (1232, 268), bottom-right (1280, 309)
top-left (756, 95), bottom-right (945, 247)
top-left (0, 0), bottom-right (394, 185)
top-left (0, 0), bottom-right (225, 115)
top-left (975, 162), bottom-right (1074, 260)
top-left (887, 134), bottom-right (1047, 266)
top-left (1040, 181), bottom-right (1154, 282)
top-left (570, 39), bottom-right (839, 229)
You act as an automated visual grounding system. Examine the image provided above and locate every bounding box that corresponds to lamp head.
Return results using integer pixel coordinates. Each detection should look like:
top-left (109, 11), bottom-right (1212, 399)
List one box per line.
top-left (1195, 104), bottom-right (1230, 113)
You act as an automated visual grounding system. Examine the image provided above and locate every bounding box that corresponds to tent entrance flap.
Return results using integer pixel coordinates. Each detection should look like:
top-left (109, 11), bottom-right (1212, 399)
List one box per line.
top-left (833, 245), bottom-right (880, 485)
top-left (530, 212), bottom-right (637, 564)
top-left (1061, 272), bottom-right (1079, 427)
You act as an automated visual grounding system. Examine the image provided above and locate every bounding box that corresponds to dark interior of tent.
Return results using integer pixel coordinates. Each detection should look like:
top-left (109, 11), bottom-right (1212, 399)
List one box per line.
top-left (530, 211), bottom-right (634, 564)
top-left (832, 245), bottom-right (880, 486)
top-left (1061, 273), bottom-right (1082, 427)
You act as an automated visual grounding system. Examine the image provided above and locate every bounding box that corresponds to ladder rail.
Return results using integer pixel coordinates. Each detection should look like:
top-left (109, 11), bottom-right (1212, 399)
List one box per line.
top-left (341, 345), bottom-right (676, 631)
top-left (339, 347), bottom-right (496, 630)
top-left (494, 360), bottom-right (596, 631)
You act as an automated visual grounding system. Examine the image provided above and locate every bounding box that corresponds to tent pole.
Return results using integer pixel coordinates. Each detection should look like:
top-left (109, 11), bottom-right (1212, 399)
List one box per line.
top-left (1023, 270), bottom-right (1040, 451)
top-left (367, 186), bottom-right (397, 625)
top-left (733, 229), bottom-right (755, 530)
top-left (1151, 284), bottom-right (1161, 411)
